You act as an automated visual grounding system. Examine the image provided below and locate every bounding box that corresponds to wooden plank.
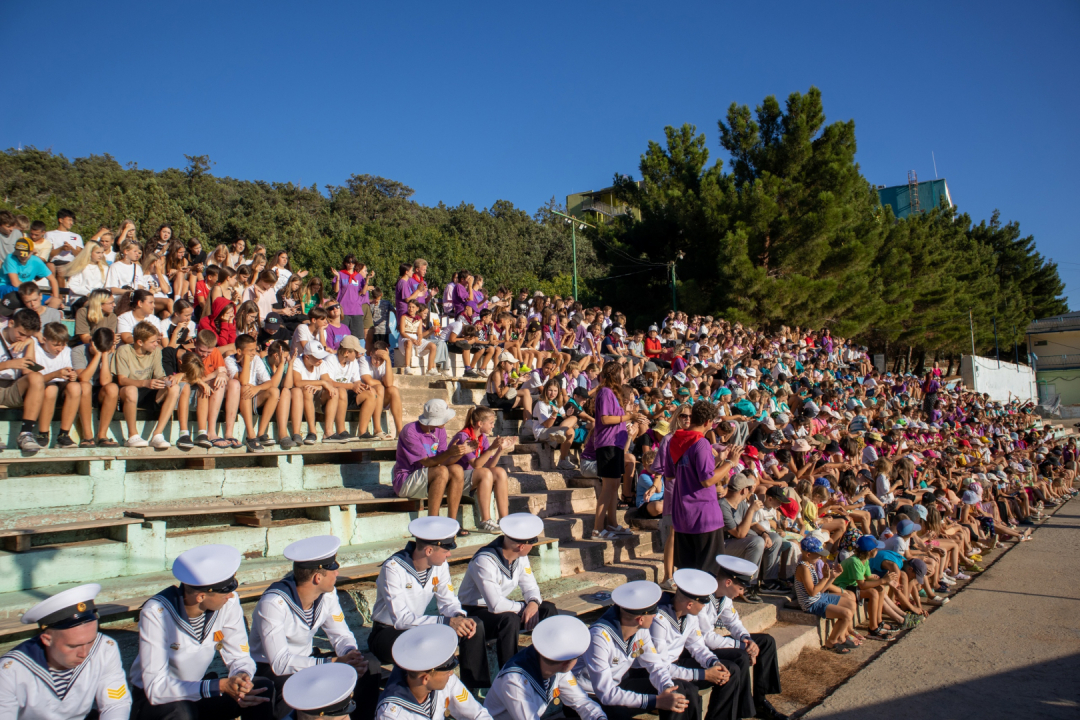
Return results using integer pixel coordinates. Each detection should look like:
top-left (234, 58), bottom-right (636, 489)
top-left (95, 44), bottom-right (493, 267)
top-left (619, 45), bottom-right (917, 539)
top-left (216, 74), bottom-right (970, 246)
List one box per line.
top-left (124, 497), bottom-right (415, 520)
top-left (185, 457), bottom-right (216, 471)
top-left (0, 517), bottom-right (144, 539)
top-left (234, 510), bottom-right (273, 527)
top-left (1, 536), bottom-right (30, 553)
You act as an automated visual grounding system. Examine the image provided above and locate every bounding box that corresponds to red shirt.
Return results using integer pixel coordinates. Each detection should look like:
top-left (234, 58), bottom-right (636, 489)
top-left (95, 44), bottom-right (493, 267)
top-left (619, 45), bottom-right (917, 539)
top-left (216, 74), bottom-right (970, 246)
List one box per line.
top-left (644, 337), bottom-right (663, 358)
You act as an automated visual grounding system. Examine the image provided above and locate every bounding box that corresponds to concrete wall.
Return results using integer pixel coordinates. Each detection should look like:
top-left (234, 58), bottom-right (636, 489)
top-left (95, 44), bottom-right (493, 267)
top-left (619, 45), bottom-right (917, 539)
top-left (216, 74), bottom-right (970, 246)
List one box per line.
top-left (961, 355), bottom-right (1037, 404)
top-left (1035, 368), bottom-right (1080, 407)
top-left (1028, 328), bottom-right (1080, 358)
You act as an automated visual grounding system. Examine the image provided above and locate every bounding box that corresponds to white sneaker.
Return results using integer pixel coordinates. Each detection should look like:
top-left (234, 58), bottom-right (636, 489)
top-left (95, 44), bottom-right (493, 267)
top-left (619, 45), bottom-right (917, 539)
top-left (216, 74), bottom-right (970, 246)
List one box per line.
top-left (954, 572), bottom-right (972, 581)
top-left (557, 459), bottom-right (577, 471)
top-left (426, 369), bottom-right (439, 376)
top-left (150, 434), bottom-right (171, 450)
top-left (940, 574), bottom-right (957, 585)
top-left (607, 525), bottom-right (634, 537)
top-left (16, 432), bottom-right (41, 452)
top-left (126, 435), bottom-right (149, 448)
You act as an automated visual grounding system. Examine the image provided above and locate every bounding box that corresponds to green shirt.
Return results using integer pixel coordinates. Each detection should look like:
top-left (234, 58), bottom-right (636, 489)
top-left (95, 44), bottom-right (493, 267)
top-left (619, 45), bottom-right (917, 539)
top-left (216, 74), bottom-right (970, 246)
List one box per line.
top-left (835, 555), bottom-right (872, 590)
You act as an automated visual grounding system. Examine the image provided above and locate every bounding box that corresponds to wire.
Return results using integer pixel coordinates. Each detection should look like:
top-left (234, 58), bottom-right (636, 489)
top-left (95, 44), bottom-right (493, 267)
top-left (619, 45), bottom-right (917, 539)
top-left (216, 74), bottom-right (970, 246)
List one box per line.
top-left (588, 233), bottom-right (671, 268)
top-left (588, 267), bottom-right (662, 282)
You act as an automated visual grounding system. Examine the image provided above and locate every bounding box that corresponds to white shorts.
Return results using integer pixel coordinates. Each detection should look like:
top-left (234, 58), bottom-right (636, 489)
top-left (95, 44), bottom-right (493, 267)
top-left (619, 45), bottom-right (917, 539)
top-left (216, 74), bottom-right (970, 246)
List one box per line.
top-left (398, 468), bottom-right (430, 499)
top-left (579, 459), bottom-right (598, 478)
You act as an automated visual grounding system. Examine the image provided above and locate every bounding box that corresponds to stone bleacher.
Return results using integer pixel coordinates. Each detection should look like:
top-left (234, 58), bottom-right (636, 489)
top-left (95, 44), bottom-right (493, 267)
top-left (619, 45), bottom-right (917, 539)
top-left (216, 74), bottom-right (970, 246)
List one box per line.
top-left (0, 370), bottom-right (828, 693)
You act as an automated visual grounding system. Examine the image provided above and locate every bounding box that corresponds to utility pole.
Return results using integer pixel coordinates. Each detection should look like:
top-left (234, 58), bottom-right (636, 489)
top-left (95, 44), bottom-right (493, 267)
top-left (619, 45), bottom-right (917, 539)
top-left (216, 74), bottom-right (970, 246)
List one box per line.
top-left (993, 316), bottom-right (1000, 368)
top-left (969, 309), bottom-right (975, 356)
top-left (549, 210), bottom-right (595, 302)
top-left (670, 251), bottom-right (684, 312)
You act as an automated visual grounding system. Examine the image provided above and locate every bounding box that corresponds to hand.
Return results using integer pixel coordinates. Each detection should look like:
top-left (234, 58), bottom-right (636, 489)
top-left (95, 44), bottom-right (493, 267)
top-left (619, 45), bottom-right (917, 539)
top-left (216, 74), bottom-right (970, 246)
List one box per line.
top-left (521, 601), bottom-right (541, 630)
top-left (149, 378), bottom-right (168, 390)
top-left (703, 663), bottom-right (731, 685)
top-left (213, 373), bottom-right (227, 390)
top-left (499, 436), bottom-right (515, 451)
top-left (743, 638), bottom-right (760, 665)
top-left (760, 532), bottom-right (773, 550)
top-left (241, 384), bottom-right (258, 400)
top-left (449, 439), bottom-right (472, 459)
top-left (656, 686), bottom-right (689, 712)
top-left (333, 649), bottom-right (368, 671)
top-left (305, 384), bottom-right (320, 395)
top-left (375, 349), bottom-right (390, 362)
top-left (448, 616), bottom-right (476, 638)
top-left (46, 296), bottom-right (63, 309)
top-left (61, 368), bottom-right (78, 382)
top-left (751, 497), bottom-right (764, 512)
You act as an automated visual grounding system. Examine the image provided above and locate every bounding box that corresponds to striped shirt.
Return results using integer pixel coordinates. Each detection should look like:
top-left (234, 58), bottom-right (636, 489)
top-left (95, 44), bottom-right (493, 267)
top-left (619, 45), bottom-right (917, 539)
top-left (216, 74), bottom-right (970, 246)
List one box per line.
top-left (188, 611), bottom-right (206, 638)
top-left (794, 561), bottom-right (822, 610)
top-left (49, 666), bottom-right (77, 698)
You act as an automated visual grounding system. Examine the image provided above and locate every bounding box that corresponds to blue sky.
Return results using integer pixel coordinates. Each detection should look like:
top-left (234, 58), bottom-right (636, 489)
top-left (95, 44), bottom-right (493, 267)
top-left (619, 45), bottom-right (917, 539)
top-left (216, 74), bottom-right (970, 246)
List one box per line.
top-left (4, 0), bottom-right (1078, 308)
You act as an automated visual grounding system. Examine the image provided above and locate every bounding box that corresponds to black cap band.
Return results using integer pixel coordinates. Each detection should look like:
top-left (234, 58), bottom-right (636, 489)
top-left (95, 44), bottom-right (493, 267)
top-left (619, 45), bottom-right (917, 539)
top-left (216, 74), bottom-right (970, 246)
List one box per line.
top-left (420, 537), bottom-right (457, 550)
top-left (507, 536), bottom-right (539, 545)
top-left (678, 590), bottom-right (712, 605)
top-left (308, 694), bottom-right (356, 716)
top-left (618, 603), bottom-right (659, 617)
top-left (187, 576), bottom-right (239, 595)
top-left (294, 555), bottom-right (340, 571)
top-left (38, 601), bottom-right (98, 629)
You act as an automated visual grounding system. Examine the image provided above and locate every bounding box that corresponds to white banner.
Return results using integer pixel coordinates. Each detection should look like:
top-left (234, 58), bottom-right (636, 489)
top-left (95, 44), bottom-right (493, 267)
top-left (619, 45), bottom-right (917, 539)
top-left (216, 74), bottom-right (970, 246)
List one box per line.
top-left (960, 355), bottom-right (1037, 404)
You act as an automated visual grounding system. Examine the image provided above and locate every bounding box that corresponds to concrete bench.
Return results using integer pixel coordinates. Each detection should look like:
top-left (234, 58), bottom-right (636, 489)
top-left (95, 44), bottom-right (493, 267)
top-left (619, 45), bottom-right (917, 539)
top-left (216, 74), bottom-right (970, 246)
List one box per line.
top-left (0, 517), bottom-right (146, 553)
top-left (125, 496), bottom-right (420, 527)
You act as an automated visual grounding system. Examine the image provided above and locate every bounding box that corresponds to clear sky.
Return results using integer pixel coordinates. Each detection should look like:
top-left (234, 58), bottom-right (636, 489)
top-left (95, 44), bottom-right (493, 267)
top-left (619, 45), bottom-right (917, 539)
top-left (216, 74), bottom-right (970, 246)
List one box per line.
top-left (4, 0), bottom-right (1078, 309)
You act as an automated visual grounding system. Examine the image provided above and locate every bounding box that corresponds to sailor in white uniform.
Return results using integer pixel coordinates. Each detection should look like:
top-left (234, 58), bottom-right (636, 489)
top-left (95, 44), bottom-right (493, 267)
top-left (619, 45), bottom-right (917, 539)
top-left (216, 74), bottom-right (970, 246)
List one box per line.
top-left (651, 569), bottom-right (743, 720)
top-left (457, 513), bottom-right (557, 668)
top-left (129, 544), bottom-right (273, 720)
top-left (368, 517), bottom-right (489, 691)
top-left (374, 625), bottom-right (491, 720)
top-left (697, 556), bottom-right (786, 720)
top-left (282, 663), bottom-right (358, 720)
top-left (250, 535), bottom-right (379, 720)
top-left (573, 581), bottom-right (693, 720)
top-left (485, 615), bottom-right (605, 720)
top-left (0, 583), bottom-right (131, 720)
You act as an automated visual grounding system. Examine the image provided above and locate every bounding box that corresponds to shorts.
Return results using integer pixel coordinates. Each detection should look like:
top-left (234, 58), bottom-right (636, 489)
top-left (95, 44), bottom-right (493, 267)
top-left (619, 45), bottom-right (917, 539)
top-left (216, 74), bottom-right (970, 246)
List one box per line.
top-left (595, 445), bottom-right (623, 479)
top-left (136, 387), bottom-right (164, 413)
top-left (567, 349), bottom-right (587, 362)
top-left (398, 468), bottom-right (430, 499)
top-left (638, 502), bottom-right (663, 519)
top-left (486, 392), bottom-right (516, 410)
top-left (864, 505), bottom-right (885, 520)
top-left (373, 333), bottom-right (389, 347)
top-left (804, 593), bottom-right (842, 618)
top-left (0, 379), bottom-right (23, 409)
top-left (448, 340), bottom-right (478, 355)
top-left (579, 458), bottom-right (598, 478)
top-left (573, 426), bottom-right (588, 444)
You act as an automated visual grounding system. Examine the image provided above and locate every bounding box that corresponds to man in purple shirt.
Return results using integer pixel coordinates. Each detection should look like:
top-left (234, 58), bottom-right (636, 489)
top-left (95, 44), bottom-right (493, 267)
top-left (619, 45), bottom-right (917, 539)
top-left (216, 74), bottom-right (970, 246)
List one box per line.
top-left (394, 398), bottom-right (471, 527)
top-left (452, 271), bottom-right (476, 319)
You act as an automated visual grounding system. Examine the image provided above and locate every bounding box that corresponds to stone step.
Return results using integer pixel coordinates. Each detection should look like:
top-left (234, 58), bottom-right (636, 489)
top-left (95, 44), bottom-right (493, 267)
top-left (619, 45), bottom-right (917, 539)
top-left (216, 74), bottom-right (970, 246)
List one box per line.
top-left (771, 622), bottom-right (822, 668)
top-left (506, 470), bottom-right (569, 494)
top-left (509, 488), bottom-right (597, 517)
top-left (558, 534), bottom-right (662, 576)
top-left (542, 511), bottom-right (647, 543)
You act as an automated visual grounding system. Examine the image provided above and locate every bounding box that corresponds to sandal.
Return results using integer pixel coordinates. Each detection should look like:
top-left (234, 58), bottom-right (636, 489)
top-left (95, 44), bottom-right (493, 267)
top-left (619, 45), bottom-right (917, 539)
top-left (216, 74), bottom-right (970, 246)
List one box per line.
top-left (824, 643), bottom-right (851, 654)
top-left (96, 437), bottom-right (119, 448)
top-left (456, 528), bottom-right (470, 537)
top-left (79, 439), bottom-right (97, 449)
top-left (376, 431), bottom-right (394, 441)
top-left (227, 438), bottom-right (242, 449)
top-left (211, 438), bottom-right (231, 449)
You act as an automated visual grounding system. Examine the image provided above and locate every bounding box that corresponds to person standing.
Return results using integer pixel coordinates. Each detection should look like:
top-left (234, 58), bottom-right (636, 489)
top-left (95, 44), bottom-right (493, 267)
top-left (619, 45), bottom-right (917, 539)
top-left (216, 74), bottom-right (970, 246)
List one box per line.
top-left (332, 255), bottom-right (368, 338)
top-left (668, 400), bottom-right (737, 576)
top-left (592, 362), bottom-right (641, 540)
top-left (0, 584), bottom-right (131, 720)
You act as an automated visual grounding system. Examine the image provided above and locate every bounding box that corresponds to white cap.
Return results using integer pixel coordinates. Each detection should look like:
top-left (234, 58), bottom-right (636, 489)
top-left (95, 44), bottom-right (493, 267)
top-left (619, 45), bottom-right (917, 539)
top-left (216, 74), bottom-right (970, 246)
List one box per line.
top-left (21, 583), bottom-right (101, 628)
top-left (672, 569), bottom-right (717, 601)
top-left (172, 544), bottom-right (242, 591)
top-left (499, 513), bottom-right (544, 543)
top-left (735, 368), bottom-right (747, 377)
top-left (499, 351), bottom-right (516, 364)
top-left (715, 555), bottom-right (758, 585)
top-left (409, 516), bottom-right (460, 546)
top-left (418, 398), bottom-right (456, 426)
top-left (304, 340), bottom-right (330, 360)
top-left (611, 580), bottom-right (662, 612)
top-left (283, 535), bottom-right (341, 569)
top-left (392, 624), bottom-right (459, 671)
top-left (745, 367), bottom-right (758, 377)
top-left (531, 615), bottom-right (589, 661)
top-left (283, 663), bottom-right (358, 716)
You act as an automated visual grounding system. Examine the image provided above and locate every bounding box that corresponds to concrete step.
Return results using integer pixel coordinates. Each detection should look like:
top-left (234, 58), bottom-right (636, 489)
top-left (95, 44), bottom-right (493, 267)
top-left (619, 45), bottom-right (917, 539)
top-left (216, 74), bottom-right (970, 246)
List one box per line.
top-left (507, 471), bottom-right (569, 494)
top-left (558, 534), bottom-right (662, 576)
top-left (542, 511), bottom-right (648, 543)
top-left (771, 621), bottom-right (822, 668)
top-left (509, 488), bottom-right (597, 517)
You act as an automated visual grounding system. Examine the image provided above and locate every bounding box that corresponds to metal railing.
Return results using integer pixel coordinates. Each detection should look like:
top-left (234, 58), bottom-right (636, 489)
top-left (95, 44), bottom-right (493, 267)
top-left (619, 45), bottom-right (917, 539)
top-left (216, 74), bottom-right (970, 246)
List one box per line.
top-left (581, 198), bottom-right (630, 217)
top-left (1032, 353), bottom-right (1080, 370)
top-left (1028, 315), bottom-right (1080, 334)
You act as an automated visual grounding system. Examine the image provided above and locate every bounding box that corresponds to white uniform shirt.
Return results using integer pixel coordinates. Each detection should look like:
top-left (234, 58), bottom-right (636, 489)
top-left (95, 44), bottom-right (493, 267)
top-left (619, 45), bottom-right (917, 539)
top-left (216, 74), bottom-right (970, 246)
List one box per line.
top-left (649, 595), bottom-right (719, 681)
top-left (573, 607), bottom-right (675, 710)
top-left (0, 633), bottom-right (130, 720)
top-left (249, 578), bottom-right (358, 675)
top-left (456, 538), bottom-right (542, 614)
top-left (696, 594), bottom-right (750, 651)
top-left (371, 543), bottom-right (465, 629)
top-left (486, 646), bottom-right (603, 720)
top-left (376, 668), bottom-right (490, 720)
top-left (129, 586), bottom-right (256, 704)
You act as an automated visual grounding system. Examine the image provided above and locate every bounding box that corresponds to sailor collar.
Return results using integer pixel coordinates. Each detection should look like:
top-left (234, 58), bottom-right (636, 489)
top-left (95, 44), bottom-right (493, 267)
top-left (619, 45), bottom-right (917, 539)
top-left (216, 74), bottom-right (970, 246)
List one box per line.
top-left (656, 592), bottom-right (687, 632)
top-left (265, 576), bottom-right (323, 628)
top-left (6, 634), bottom-right (102, 700)
top-left (594, 606), bottom-right (631, 656)
top-left (475, 536), bottom-right (517, 579)
top-left (501, 646), bottom-right (555, 702)
top-left (148, 585), bottom-right (220, 643)
top-left (378, 667), bottom-right (439, 718)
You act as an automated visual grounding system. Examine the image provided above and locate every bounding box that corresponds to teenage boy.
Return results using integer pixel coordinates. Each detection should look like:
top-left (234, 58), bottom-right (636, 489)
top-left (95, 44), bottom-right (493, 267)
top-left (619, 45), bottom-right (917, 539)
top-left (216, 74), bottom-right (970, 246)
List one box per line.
top-left (319, 335), bottom-right (377, 442)
top-left (72, 327), bottom-right (121, 448)
top-left (244, 270), bottom-right (279, 321)
top-left (111, 322), bottom-right (181, 449)
top-left (392, 398), bottom-right (470, 520)
top-left (290, 340), bottom-right (337, 445)
top-left (0, 210), bottom-right (23, 260)
top-left (44, 208), bottom-right (84, 273)
top-left (34, 322), bottom-right (82, 449)
top-left (185, 330), bottom-right (230, 449)
top-left (719, 474), bottom-right (780, 603)
top-left (359, 343), bottom-right (402, 440)
top-left (1, 241), bottom-right (61, 305)
top-left (291, 308), bottom-right (329, 354)
top-left (227, 334), bottom-right (284, 453)
top-left (0, 308), bottom-right (47, 451)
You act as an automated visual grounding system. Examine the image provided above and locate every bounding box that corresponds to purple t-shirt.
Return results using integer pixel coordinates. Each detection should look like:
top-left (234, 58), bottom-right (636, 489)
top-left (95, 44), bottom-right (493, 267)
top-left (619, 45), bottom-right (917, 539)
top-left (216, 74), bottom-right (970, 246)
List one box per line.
top-left (451, 430), bottom-right (489, 469)
top-left (452, 284), bottom-right (471, 318)
top-left (670, 438), bottom-right (724, 534)
top-left (651, 433), bottom-right (676, 518)
top-left (324, 322), bottom-right (351, 351)
top-left (395, 277), bottom-right (412, 319)
top-left (393, 422), bottom-right (448, 494)
top-left (593, 387), bottom-right (623, 449)
top-left (336, 270), bottom-right (366, 315)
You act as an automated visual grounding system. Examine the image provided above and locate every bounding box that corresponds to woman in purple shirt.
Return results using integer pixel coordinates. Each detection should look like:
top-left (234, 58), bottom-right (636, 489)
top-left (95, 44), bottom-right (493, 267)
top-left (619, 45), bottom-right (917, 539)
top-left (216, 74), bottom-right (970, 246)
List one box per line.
top-left (332, 254), bottom-right (368, 337)
top-left (591, 362), bottom-right (645, 540)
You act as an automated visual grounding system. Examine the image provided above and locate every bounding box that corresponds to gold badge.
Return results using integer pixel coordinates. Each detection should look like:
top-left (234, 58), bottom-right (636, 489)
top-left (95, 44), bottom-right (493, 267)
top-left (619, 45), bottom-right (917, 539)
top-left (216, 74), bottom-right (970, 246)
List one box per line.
top-left (170, 643), bottom-right (180, 651)
top-left (2, 661), bottom-right (11, 669)
top-left (406, 584), bottom-right (413, 589)
top-left (332, 612), bottom-right (344, 622)
top-left (107, 640), bottom-right (115, 646)
top-left (106, 685), bottom-right (127, 700)
top-left (215, 643), bottom-right (223, 651)
top-left (445, 698), bottom-right (451, 717)
top-left (553, 688), bottom-right (561, 705)
top-left (76, 602), bottom-right (87, 612)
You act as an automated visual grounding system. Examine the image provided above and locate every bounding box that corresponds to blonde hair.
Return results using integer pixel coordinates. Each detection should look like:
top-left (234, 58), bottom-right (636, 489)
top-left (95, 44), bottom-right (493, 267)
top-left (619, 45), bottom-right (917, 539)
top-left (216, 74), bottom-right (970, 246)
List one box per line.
top-left (62, 241), bottom-right (108, 279)
top-left (84, 289), bottom-right (112, 326)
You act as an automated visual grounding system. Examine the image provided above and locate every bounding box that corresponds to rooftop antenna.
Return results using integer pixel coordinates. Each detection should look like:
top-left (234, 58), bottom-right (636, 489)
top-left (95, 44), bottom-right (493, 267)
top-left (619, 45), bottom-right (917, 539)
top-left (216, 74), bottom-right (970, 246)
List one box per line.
top-left (932, 151), bottom-right (938, 179)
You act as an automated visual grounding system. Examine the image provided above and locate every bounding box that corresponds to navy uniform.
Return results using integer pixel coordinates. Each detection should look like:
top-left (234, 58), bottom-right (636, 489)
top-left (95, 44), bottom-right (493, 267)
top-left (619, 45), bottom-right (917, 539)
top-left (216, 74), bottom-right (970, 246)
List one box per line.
top-left (486, 615), bottom-right (605, 720)
top-left (368, 517), bottom-right (489, 689)
top-left (701, 556), bottom-right (785, 720)
top-left (375, 625), bottom-right (491, 720)
top-left (0, 583), bottom-right (131, 720)
top-left (652, 569), bottom-right (745, 720)
top-left (282, 663), bottom-right (358, 720)
top-left (250, 536), bottom-right (379, 720)
top-left (573, 581), bottom-right (695, 720)
top-left (458, 513), bottom-right (557, 668)
top-left (130, 544), bottom-right (274, 720)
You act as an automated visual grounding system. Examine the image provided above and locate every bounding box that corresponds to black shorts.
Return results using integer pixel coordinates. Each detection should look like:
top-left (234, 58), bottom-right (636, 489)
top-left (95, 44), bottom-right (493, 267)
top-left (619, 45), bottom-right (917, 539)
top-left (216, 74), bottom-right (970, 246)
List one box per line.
top-left (567, 349), bottom-right (587, 362)
top-left (486, 392), bottom-right (516, 410)
top-left (448, 340), bottom-right (478, 354)
top-left (136, 386), bottom-right (163, 412)
top-left (373, 333), bottom-right (389, 347)
top-left (596, 445), bottom-right (623, 479)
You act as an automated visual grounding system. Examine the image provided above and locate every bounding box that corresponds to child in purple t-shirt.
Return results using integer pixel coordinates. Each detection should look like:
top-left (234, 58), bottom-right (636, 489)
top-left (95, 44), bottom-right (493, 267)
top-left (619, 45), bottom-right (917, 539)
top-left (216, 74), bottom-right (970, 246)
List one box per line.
top-left (450, 406), bottom-right (513, 533)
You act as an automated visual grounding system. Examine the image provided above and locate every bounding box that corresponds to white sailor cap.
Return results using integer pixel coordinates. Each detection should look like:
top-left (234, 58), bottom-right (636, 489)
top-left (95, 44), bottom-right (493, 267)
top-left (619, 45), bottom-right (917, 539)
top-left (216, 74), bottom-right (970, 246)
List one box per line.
top-left (21, 583), bottom-right (101, 629)
top-left (392, 624), bottom-right (460, 672)
top-left (499, 513), bottom-right (544, 543)
top-left (172, 544), bottom-right (242, 593)
top-left (611, 580), bottom-right (662, 615)
top-left (531, 615), bottom-right (589, 661)
top-left (408, 516), bottom-right (460, 549)
top-left (284, 535), bottom-right (342, 571)
top-left (283, 663), bottom-right (358, 716)
top-left (715, 555), bottom-right (758, 585)
top-left (672, 569), bottom-right (717, 602)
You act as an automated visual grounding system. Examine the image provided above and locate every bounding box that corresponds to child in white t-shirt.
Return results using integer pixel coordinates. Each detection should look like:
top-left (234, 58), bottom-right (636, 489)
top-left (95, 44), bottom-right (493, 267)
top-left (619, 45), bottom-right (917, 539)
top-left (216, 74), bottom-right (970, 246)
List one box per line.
top-left (35, 322), bottom-right (81, 448)
top-left (227, 334), bottom-right (285, 452)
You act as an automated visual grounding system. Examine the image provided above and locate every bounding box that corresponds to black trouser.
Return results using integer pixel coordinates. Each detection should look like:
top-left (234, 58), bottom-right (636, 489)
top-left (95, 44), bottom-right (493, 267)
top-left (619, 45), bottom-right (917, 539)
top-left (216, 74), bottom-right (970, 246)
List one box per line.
top-left (461, 600), bottom-right (558, 668)
top-left (255, 660), bottom-right (380, 720)
top-left (694, 632), bottom-right (782, 717)
top-left (368, 620), bottom-right (491, 689)
top-left (592, 670), bottom-right (698, 720)
top-left (131, 679), bottom-right (275, 720)
top-left (676, 652), bottom-right (747, 720)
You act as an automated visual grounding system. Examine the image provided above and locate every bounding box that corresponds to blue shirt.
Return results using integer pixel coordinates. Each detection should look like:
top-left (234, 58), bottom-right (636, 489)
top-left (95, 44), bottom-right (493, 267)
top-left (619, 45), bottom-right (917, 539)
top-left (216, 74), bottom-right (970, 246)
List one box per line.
top-left (636, 472), bottom-right (663, 506)
top-left (2, 254), bottom-right (50, 285)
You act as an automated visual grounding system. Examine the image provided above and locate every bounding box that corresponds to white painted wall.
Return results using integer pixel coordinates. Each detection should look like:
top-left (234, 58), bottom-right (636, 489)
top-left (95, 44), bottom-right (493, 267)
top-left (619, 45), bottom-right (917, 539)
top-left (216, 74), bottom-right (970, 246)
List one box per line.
top-left (960, 355), bottom-right (1037, 403)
